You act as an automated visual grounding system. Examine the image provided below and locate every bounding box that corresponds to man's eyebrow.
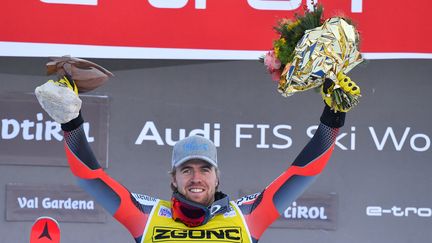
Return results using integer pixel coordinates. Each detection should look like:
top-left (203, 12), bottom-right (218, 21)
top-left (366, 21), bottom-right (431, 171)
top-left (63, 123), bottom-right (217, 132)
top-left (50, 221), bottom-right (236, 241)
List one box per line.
top-left (200, 164), bottom-right (212, 169)
top-left (179, 165), bottom-right (192, 170)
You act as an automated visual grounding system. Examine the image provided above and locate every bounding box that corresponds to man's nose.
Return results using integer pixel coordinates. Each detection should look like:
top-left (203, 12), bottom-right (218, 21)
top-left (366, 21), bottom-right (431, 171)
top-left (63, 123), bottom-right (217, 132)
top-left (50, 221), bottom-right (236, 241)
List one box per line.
top-left (190, 170), bottom-right (204, 182)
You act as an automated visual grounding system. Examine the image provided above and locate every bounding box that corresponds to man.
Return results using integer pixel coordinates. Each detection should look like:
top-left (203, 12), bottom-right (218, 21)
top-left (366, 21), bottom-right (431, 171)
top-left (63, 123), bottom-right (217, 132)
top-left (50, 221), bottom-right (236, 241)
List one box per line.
top-left (35, 75), bottom-right (348, 243)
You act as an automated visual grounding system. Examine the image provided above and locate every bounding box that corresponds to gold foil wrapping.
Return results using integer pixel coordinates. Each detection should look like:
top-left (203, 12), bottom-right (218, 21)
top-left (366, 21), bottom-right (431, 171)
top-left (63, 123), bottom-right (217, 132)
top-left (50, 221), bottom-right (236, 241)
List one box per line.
top-left (278, 17), bottom-right (363, 97)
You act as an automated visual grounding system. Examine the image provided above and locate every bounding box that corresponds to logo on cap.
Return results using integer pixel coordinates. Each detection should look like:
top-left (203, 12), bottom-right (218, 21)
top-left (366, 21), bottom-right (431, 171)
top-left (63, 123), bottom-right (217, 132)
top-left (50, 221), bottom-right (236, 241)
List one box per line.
top-left (183, 142), bottom-right (209, 152)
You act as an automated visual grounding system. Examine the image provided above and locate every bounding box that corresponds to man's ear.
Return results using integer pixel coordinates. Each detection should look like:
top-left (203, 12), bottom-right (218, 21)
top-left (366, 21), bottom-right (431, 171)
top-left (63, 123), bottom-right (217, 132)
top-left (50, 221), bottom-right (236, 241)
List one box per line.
top-left (172, 176), bottom-right (177, 188)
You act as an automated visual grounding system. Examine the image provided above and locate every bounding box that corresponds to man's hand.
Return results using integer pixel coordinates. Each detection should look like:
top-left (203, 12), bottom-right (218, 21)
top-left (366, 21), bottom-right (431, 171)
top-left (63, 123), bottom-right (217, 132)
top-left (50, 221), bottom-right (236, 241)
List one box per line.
top-left (35, 76), bottom-right (82, 124)
top-left (321, 73), bottom-right (361, 112)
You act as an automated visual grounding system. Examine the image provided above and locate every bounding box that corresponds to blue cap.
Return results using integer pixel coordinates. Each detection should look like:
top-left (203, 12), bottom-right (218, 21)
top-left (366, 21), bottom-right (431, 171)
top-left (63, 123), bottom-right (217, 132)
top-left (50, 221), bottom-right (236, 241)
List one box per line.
top-left (171, 135), bottom-right (218, 169)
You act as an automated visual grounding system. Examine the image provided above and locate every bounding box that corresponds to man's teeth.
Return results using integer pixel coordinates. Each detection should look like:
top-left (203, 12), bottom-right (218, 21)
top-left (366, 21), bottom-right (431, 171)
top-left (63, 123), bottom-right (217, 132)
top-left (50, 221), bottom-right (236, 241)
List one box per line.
top-left (189, 188), bottom-right (204, 193)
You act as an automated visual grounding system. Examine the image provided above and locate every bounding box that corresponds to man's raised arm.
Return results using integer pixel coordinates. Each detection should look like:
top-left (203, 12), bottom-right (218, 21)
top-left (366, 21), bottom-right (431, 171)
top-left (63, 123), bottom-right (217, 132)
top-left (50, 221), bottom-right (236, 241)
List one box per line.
top-left (35, 75), bottom-right (150, 242)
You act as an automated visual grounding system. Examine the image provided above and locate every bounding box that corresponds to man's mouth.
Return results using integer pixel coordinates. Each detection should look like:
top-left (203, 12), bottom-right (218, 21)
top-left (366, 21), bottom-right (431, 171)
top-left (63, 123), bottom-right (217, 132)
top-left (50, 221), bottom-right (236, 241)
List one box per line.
top-left (188, 188), bottom-right (205, 193)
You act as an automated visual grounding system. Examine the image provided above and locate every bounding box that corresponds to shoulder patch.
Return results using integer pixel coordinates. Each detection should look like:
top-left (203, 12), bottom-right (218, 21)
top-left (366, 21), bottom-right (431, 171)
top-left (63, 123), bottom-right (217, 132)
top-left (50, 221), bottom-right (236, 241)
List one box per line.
top-left (235, 193), bottom-right (261, 206)
top-left (131, 193), bottom-right (158, 206)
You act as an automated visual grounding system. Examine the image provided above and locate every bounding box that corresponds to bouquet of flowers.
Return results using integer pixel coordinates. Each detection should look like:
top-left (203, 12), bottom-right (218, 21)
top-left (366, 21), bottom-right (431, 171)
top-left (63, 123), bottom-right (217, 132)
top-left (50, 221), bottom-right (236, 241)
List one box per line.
top-left (262, 3), bottom-right (363, 112)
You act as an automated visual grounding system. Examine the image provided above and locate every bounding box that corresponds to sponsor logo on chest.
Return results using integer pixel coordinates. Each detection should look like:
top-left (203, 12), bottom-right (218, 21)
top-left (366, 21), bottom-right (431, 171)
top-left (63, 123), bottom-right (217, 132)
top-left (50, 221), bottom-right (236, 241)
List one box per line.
top-left (152, 227), bottom-right (242, 242)
top-left (158, 206), bottom-right (172, 218)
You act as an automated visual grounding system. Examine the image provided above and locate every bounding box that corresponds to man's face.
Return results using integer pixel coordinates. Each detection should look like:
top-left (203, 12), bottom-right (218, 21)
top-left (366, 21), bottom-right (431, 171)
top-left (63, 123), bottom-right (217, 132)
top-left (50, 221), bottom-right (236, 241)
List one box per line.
top-left (172, 159), bottom-right (218, 206)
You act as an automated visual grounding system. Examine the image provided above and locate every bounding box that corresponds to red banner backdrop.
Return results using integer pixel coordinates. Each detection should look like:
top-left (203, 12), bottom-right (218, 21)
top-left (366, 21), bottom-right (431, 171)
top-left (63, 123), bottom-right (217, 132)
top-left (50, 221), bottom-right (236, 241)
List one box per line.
top-left (1, 0), bottom-right (431, 59)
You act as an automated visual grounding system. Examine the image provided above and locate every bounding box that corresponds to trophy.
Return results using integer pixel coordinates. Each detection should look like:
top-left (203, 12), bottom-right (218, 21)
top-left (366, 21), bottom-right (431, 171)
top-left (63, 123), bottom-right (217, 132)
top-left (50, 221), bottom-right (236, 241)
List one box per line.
top-left (35, 56), bottom-right (114, 124)
top-left (46, 55), bottom-right (114, 93)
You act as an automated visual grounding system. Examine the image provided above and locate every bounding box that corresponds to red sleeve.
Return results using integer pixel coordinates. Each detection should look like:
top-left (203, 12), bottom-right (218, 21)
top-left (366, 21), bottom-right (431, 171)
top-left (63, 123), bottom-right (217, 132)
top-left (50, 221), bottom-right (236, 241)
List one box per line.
top-left (239, 121), bottom-right (339, 241)
top-left (63, 117), bottom-right (151, 241)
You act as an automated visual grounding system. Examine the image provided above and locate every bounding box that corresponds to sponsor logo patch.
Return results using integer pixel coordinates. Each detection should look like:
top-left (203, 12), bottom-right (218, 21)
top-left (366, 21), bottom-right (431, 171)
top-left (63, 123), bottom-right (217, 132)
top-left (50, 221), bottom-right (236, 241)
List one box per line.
top-left (223, 206), bottom-right (236, 218)
top-left (235, 193), bottom-right (260, 206)
top-left (152, 227), bottom-right (242, 242)
top-left (158, 206), bottom-right (172, 218)
top-left (131, 193), bottom-right (157, 206)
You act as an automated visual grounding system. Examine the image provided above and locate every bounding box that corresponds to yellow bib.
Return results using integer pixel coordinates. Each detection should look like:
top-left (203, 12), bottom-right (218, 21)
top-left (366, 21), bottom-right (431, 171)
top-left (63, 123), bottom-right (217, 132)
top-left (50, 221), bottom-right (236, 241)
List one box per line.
top-left (141, 200), bottom-right (252, 243)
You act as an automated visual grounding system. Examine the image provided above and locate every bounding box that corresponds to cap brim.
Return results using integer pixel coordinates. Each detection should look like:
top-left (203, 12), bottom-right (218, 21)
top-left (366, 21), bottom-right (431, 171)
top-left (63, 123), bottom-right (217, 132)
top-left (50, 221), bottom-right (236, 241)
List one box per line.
top-left (173, 155), bottom-right (218, 169)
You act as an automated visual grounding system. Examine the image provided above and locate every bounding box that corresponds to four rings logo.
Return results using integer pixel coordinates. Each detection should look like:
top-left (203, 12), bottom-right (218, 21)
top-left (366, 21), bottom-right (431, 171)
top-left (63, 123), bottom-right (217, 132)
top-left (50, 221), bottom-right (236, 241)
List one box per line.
top-left (153, 227), bottom-right (242, 242)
